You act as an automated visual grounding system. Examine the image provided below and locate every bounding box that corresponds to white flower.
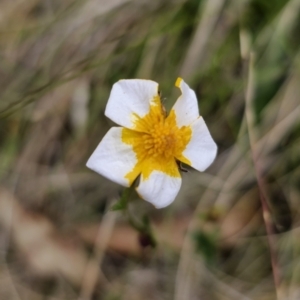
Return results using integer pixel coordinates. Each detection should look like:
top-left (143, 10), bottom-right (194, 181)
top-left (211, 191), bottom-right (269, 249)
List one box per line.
top-left (86, 78), bottom-right (217, 208)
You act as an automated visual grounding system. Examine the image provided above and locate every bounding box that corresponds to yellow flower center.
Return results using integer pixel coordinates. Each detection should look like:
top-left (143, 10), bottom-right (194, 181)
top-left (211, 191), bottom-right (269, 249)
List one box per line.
top-left (141, 118), bottom-right (186, 159)
top-left (122, 95), bottom-right (192, 184)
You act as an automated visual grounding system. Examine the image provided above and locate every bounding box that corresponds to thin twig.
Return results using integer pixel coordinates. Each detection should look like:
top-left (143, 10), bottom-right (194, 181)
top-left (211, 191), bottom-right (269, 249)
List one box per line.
top-left (245, 52), bottom-right (281, 298)
top-left (78, 211), bottom-right (116, 300)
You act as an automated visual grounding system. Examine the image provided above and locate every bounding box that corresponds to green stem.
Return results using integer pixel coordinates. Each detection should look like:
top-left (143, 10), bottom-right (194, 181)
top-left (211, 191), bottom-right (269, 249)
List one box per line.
top-left (116, 184), bottom-right (157, 248)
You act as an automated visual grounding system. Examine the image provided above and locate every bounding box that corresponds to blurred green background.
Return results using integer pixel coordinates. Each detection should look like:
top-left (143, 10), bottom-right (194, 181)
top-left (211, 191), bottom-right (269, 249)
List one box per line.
top-left (0, 0), bottom-right (300, 299)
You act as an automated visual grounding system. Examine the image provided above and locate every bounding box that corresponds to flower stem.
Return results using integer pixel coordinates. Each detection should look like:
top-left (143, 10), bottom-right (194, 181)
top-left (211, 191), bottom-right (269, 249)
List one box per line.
top-left (116, 185), bottom-right (156, 248)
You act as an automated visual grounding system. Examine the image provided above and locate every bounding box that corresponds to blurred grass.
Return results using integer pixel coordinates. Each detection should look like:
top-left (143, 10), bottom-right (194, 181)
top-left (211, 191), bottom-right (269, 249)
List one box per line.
top-left (0, 0), bottom-right (300, 299)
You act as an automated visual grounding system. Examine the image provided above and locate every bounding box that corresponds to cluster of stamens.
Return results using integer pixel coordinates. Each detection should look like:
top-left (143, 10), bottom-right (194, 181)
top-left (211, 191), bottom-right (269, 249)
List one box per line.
top-left (142, 122), bottom-right (181, 158)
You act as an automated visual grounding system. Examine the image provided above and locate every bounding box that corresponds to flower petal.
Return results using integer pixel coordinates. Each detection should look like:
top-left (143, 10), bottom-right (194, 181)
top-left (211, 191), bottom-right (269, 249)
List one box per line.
top-left (137, 166), bottom-right (181, 208)
top-left (171, 77), bottom-right (200, 127)
top-left (105, 79), bottom-right (159, 130)
top-left (181, 117), bottom-right (217, 172)
top-left (86, 127), bottom-right (138, 187)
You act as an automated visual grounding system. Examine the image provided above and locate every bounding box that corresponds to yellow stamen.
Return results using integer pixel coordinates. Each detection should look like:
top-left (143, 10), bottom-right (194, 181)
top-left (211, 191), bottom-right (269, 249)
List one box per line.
top-left (122, 93), bottom-right (192, 184)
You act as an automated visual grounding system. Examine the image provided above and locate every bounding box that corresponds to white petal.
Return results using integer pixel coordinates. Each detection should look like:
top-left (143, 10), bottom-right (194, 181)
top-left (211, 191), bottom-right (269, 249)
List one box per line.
top-left (171, 77), bottom-right (200, 127)
top-left (105, 79), bottom-right (159, 130)
top-left (86, 127), bottom-right (137, 187)
top-left (182, 117), bottom-right (217, 172)
top-left (136, 171), bottom-right (181, 209)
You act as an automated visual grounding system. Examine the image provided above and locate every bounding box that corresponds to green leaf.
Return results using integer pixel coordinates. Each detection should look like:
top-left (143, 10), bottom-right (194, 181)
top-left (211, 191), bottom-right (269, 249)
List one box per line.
top-left (111, 187), bottom-right (132, 211)
top-left (193, 230), bottom-right (218, 263)
top-left (111, 200), bottom-right (127, 211)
